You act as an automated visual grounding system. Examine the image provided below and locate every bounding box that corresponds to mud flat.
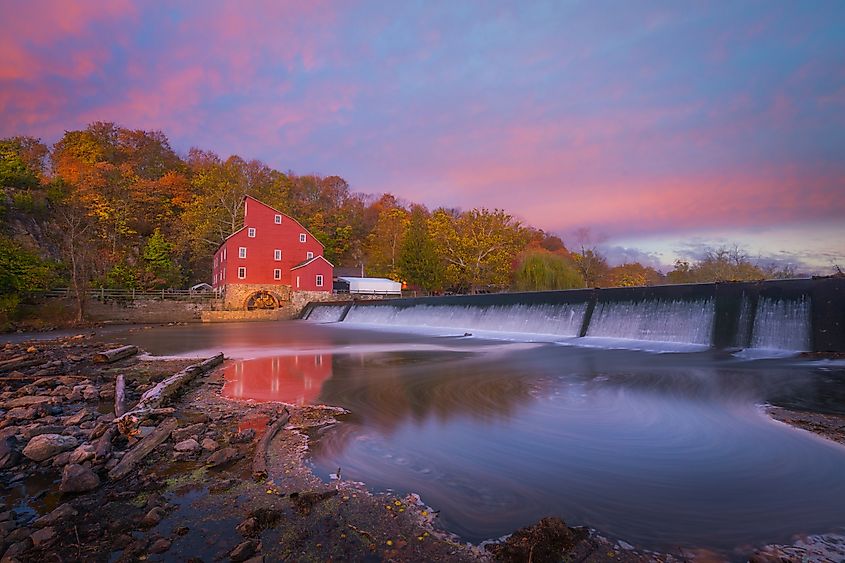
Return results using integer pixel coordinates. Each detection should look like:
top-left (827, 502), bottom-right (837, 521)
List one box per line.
top-left (1, 334), bottom-right (844, 562)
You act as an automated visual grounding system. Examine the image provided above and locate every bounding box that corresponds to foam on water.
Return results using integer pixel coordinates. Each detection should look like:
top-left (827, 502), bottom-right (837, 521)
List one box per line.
top-left (586, 299), bottom-right (715, 345)
top-left (343, 302), bottom-right (588, 337)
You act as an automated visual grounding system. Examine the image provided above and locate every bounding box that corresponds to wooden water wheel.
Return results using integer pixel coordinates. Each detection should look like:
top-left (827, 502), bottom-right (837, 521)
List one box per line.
top-left (246, 291), bottom-right (279, 310)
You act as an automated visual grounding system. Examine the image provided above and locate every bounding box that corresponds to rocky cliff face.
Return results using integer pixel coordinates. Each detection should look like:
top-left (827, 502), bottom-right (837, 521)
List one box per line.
top-left (0, 190), bottom-right (61, 261)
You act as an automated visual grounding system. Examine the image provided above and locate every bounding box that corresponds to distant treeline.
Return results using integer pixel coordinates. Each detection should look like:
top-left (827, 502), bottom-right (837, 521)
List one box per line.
top-left (0, 122), bottom-right (801, 323)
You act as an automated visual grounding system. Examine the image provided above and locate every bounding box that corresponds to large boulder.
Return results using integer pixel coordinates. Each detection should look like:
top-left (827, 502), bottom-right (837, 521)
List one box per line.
top-left (59, 463), bottom-right (100, 493)
top-left (22, 434), bottom-right (78, 462)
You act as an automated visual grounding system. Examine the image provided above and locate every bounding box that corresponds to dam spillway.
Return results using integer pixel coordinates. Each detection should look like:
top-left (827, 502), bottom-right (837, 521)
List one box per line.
top-left (303, 276), bottom-right (845, 353)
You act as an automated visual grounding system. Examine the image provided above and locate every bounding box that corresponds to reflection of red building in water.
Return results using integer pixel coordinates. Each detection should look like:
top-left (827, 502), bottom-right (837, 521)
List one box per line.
top-left (223, 353), bottom-right (333, 405)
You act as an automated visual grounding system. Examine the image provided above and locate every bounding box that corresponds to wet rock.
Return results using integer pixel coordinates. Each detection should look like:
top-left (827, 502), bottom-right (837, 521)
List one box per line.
top-left (206, 447), bottom-right (242, 468)
top-left (174, 438), bottom-right (200, 453)
top-left (29, 526), bottom-right (55, 547)
top-left (59, 463), bottom-right (100, 493)
top-left (229, 539), bottom-right (259, 562)
top-left (141, 506), bottom-right (166, 528)
top-left (1, 396), bottom-right (52, 409)
top-left (201, 438), bottom-right (219, 452)
top-left (34, 503), bottom-right (77, 528)
top-left (148, 538), bottom-right (172, 554)
top-left (230, 428), bottom-right (256, 444)
top-left (171, 423), bottom-right (207, 442)
top-left (68, 444), bottom-right (95, 465)
top-left (22, 434), bottom-right (78, 461)
top-left (236, 517), bottom-right (257, 537)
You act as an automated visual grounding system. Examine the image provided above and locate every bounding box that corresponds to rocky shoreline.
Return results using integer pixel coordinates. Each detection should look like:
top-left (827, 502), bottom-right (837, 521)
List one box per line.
top-left (1, 334), bottom-right (844, 562)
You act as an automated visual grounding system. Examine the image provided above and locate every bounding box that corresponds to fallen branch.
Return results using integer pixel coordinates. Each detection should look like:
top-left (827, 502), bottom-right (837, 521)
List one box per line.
top-left (252, 407), bottom-right (291, 479)
top-left (0, 356), bottom-right (45, 372)
top-left (114, 353), bottom-right (224, 436)
top-left (93, 345), bottom-right (139, 364)
top-left (114, 374), bottom-right (126, 418)
top-left (108, 417), bottom-right (178, 481)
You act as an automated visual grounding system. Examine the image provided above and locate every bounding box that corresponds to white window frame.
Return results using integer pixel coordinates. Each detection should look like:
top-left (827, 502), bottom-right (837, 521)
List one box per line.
top-left (273, 269), bottom-right (281, 280)
top-left (274, 249), bottom-right (282, 261)
top-left (299, 233), bottom-right (306, 243)
top-left (238, 267), bottom-right (246, 279)
top-left (248, 227), bottom-right (256, 238)
top-left (296, 276), bottom-right (300, 288)
top-left (316, 274), bottom-right (323, 287)
top-left (223, 248), bottom-right (227, 260)
top-left (238, 247), bottom-right (247, 258)
top-left (274, 214), bottom-right (282, 224)
top-left (306, 251), bottom-right (314, 259)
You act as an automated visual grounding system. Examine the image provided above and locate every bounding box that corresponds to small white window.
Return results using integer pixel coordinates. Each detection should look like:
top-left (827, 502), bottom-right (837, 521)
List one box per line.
top-left (223, 248), bottom-right (227, 260)
top-left (273, 269), bottom-right (281, 280)
top-left (239, 247), bottom-right (247, 258)
top-left (306, 251), bottom-right (314, 259)
top-left (238, 267), bottom-right (246, 279)
top-left (274, 249), bottom-right (282, 261)
top-left (248, 228), bottom-right (256, 238)
top-left (296, 276), bottom-right (300, 288)
top-left (316, 274), bottom-right (323, 287)
top-left (213, 273), bottom-right (217, 283)
top-left (274, 214), bottom-right (282, 224)
top-left (299, 233), bottom-right (306, 243)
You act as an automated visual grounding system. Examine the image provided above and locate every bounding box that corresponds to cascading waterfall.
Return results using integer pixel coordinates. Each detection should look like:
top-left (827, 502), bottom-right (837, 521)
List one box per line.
top-left (749, 296), bottom-right (811, 351)
top-left (586, 299), bottom-right (715, 345)
top-left (343, 302), bottom-right (589, 337)
top-left (732, 295), bottom-right (754, 348)
top-left (306, 304), bottom-right (347, 323)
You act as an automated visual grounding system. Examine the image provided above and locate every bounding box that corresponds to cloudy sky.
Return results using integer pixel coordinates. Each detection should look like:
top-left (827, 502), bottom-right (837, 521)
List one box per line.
top-left (2, 1), bottom-right (843, 271)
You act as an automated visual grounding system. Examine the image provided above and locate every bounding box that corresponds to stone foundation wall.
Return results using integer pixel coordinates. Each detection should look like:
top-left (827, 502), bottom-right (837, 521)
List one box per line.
top-left (84, 298), bottom-right (222, 323)
top-left (221, 283), bottom-right (291, 311)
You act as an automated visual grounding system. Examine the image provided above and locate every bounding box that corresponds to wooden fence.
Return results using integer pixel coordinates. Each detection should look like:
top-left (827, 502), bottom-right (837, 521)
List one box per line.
top-left (36, 287), bottom-right (219, 302)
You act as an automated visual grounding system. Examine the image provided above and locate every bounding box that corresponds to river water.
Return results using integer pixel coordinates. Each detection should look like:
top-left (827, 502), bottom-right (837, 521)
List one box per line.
top-left (95, 321), bottom-right (845, 556)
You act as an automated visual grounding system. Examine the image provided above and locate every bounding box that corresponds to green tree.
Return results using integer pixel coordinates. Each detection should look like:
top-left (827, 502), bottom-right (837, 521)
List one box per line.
top-left (398, 205), bottom-right (440, 292)
top-left (512, 250), bottom-right (583, 291)
top-left (142, 228), bottom-right (182, 288)
top-left (0, 137), bottom-right (47, 188)
top-left (0, 236), bottom-right (53, 325)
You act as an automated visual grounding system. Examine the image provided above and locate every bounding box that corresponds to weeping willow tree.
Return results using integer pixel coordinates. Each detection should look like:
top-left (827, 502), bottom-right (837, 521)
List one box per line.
top-left (512, 250), bottom-right (584, 291)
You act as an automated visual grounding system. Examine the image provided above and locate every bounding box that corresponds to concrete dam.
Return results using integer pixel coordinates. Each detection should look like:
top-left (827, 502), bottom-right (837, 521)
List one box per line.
top-left (302, 276), bottom-right (845, 353)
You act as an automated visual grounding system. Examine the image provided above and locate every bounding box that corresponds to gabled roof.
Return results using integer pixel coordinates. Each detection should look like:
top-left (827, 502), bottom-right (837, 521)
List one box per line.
top-left (290, 255), bottom-right (334, 270)
top-left (243, 195), bottom-right (324, 248)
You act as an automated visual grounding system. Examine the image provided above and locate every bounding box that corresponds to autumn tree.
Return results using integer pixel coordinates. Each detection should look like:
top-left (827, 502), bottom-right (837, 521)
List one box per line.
top-left (605, 262), bottom-right (663, 287)
top-left (365, 195), bottom-right (409, 278)
top-left (398, 205), bottom-right (440, 292)
top-left (512, 250), bottom-right (583, 291)
top-left (667, 245), bottom-right (765, 283)
top-left (430, 208), bottom-right (528, 293)
top-left (0, 136), bottom-right (48, 188)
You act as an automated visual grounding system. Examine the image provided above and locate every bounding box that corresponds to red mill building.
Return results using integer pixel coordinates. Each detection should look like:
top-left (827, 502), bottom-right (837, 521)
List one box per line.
top-left (211, 196), bottom-right (333, 310)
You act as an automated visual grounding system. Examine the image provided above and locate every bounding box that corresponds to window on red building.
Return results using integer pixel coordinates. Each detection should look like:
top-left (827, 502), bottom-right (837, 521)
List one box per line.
top-left (238, 267), bottom-right (246, 279)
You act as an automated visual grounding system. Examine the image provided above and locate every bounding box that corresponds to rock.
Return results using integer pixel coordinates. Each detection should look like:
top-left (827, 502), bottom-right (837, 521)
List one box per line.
top-left (68, 444), bottom-right (95, 465)
top-left (22, 434), bottom-right (78, 461)
top-left (141, 507), bottom-right (166, 528)
top-left (230, 428), bottom-right (256, 444)
top-left (171, 423), bottom-right (207, 443)
top-left (174, 438), bottom-right (200, 453)
top-left (1, 396), bottom-right (52, 409)
top-left (5, 407), bottom-right (37, 421)
top-left (81, 386), bottom-right (99, 401)
top-left (229, 539), bottom-right (259, 562)
top-left (22, 425), bottom-right (64, 440)
top-left (6, 527), bottom-right (30, 543)
top-left (148, 538), bottom-right (171, 554)
top-left (34, 503), bottom-right (77, 528)
top-left (26, 346), bottom-right (37, 353)
top-left (0, 511), bottom-right (11, 522)
top-left (236, 517), bottom-right (257, 537)
top-left (2, 538), bottom-right (31, 560)
top-left (65, 409), bottom-right (91, 426)
top-left (98, 387), bottom-right (115, 400)
top-left (206, 447), bottom-right (242, 468)
top-left (59, 463), bottom-right (100, 493)
top-left (201, 438), bottom-right (219, 451)
top-left (29, 526), bottom-right (56, 547)
top-left (51, 451), bottom-right (72, 467)
top-left (243, 556), bottom-right (264, 563)
top-left (0, 436), bottom-right (19, 470)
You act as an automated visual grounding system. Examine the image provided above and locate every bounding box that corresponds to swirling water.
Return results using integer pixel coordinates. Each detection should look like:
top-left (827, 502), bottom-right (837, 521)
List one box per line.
top-left (97, 321), bottom-right (845, 557)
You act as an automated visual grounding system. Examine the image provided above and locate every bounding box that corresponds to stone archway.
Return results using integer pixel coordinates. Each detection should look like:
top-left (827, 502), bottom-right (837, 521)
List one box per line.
top-left (245, 291), bottom-right (280, 310)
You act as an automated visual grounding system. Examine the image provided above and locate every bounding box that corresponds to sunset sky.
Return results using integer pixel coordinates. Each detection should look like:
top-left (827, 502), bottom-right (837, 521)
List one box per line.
top-left (2, 1), bottom-right (843, 271)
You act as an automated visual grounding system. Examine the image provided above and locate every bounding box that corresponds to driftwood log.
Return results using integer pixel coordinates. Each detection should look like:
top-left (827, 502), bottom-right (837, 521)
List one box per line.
top-left (0, 356), bottom-right (45, 372)
top-left (93, 345), bottom-right (139, 364)
top-left (114, 353), bottom-right (224, 436)
top-left (114, 374), bottom-right (126, 418)
top-left (108, 417), bottom-right (178, 481)
top-left (252, 407), bottom-right (291, 479)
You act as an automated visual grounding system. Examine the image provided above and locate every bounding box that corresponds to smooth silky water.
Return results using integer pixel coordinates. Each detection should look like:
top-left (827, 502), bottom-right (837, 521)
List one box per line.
top-left (99, 319), bottom-right (845, 557)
